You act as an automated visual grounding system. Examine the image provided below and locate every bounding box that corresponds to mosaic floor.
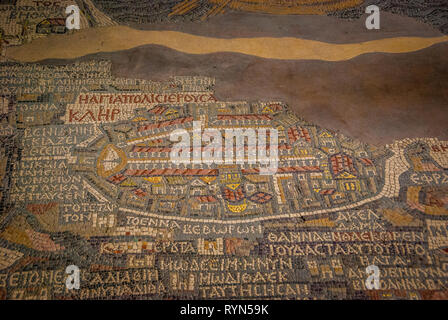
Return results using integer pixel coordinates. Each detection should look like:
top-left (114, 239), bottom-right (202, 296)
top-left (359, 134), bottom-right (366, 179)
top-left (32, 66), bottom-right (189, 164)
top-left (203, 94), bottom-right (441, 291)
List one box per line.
top-left (0, 1), bottom-right (447, 300)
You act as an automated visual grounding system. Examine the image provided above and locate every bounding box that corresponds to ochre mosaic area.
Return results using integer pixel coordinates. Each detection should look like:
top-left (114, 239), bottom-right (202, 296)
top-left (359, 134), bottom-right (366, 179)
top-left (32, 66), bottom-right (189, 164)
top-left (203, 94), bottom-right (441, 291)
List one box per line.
top-left (1, 0), bottom-right (447, 60)
top-left (0, 61), bottom-right (447, 300)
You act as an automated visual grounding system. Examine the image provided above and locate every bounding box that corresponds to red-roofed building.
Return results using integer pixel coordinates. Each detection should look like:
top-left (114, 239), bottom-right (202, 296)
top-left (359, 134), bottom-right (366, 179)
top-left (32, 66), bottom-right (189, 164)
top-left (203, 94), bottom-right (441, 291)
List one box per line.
top-left (288, 126), bottom-right (311, 143)
top-left (330, 153), bottom-right (357, 178)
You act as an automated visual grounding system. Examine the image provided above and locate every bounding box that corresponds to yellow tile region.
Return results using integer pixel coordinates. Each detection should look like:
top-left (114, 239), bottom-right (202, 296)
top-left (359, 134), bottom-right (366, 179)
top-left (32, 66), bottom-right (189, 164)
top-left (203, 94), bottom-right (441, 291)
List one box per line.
top-left (6, 26), bottom-right (448, 62)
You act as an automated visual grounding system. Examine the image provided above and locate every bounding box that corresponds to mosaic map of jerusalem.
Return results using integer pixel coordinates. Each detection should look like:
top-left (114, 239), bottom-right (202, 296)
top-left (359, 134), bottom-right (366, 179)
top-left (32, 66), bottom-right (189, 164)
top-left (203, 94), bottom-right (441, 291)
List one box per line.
top-left (0, 0), bottom-right (447, 300)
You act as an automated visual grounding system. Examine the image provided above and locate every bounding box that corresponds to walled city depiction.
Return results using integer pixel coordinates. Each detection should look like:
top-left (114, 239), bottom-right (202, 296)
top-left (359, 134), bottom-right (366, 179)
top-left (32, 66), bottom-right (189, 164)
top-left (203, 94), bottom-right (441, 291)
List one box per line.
top-left (0, 0), bottom-right (447, 302)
